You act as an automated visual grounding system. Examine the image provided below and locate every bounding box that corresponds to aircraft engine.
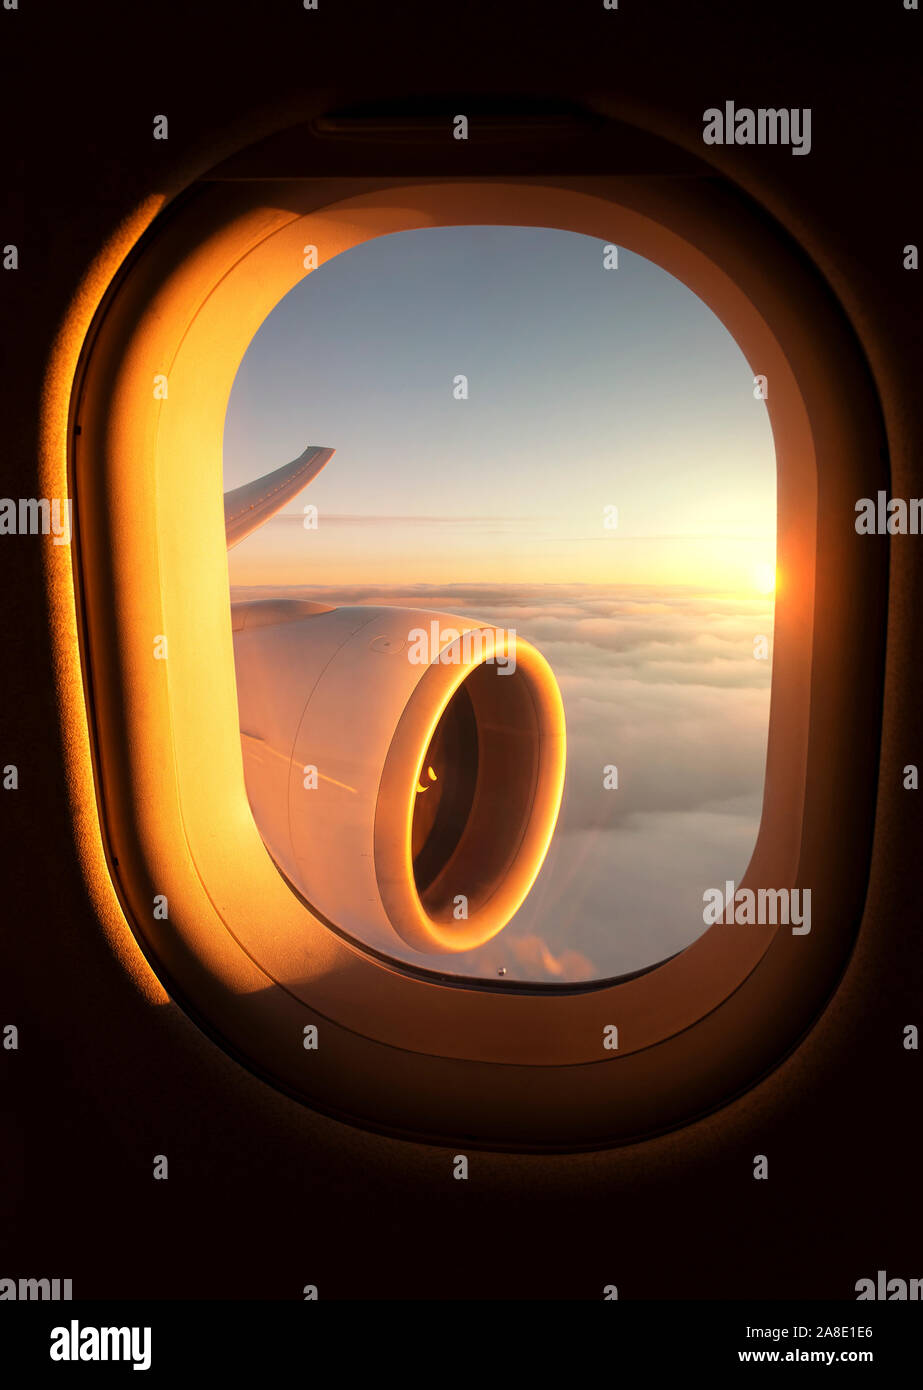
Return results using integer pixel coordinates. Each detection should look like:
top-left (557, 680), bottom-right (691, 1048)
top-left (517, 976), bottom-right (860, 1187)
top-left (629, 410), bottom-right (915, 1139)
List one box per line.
top-left (231, 598), bottom-right (566, 955)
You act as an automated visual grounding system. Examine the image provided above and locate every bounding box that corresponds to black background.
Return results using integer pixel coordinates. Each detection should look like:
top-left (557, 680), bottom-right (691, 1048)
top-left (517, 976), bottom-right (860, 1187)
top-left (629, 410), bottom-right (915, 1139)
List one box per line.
top-left (1, 0), bottom-right (922, 1300)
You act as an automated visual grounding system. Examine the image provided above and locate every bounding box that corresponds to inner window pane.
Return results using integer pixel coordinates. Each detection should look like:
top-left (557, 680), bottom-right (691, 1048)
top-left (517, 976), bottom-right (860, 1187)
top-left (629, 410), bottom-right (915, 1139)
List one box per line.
top-left (223, 224), bottom-right (775, 984)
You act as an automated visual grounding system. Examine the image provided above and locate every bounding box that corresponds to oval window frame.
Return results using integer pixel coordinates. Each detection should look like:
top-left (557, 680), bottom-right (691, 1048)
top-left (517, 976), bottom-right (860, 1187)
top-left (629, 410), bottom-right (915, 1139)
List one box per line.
top-left (60, 171), bottom-right (888, 1149)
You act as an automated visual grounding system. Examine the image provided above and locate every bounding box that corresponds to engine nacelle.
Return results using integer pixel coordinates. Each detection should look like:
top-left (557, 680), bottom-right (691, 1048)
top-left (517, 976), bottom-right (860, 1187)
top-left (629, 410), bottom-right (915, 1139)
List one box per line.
top-left (232, 598), bottom-right (566, 955)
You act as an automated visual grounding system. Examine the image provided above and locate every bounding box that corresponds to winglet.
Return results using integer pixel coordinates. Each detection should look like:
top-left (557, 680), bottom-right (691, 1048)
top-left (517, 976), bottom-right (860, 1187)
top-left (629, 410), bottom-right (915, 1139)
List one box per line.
top-left (223, 445), bottom-right (335, 549)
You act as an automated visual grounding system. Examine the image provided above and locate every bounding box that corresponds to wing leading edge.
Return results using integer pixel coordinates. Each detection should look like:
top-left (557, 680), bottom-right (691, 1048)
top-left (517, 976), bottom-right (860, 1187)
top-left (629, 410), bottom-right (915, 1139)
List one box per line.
top-left (223, 445), bottom-right (335, 549)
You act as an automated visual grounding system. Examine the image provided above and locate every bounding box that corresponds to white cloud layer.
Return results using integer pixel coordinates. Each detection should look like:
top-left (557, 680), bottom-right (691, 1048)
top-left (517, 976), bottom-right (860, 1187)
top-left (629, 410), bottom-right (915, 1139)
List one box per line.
top-left (231, 584), bottom-right (773, 983)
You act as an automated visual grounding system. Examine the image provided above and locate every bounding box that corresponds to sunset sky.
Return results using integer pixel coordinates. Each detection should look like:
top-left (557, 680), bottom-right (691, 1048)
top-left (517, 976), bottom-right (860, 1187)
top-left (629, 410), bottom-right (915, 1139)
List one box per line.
top-left (223, 226), bottom-right (776, 982)
top-left (223, 225), bottom-right (776, 594)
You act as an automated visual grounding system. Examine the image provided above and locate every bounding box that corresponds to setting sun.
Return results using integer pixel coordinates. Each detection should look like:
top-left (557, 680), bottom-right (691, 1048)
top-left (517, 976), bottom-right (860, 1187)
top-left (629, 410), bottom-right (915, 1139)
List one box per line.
top-left (754, 561), bottom-right (776, 596)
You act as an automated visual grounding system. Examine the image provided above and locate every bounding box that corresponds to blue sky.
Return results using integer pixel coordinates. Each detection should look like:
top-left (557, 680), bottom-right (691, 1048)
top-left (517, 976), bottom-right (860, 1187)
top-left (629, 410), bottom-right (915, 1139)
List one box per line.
top-left (224, 225), bottom-right (776, 592)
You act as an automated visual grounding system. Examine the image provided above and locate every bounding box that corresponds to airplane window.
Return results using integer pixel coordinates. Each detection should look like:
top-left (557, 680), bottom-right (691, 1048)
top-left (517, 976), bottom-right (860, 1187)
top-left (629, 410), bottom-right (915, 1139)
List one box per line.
top-left (223, 225), bottom-right (776, 984)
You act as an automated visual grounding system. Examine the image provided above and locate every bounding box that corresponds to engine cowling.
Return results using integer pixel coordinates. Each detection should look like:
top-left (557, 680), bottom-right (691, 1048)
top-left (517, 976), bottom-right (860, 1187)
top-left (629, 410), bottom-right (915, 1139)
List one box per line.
top-left (232, 598), bottom-right (566, 955)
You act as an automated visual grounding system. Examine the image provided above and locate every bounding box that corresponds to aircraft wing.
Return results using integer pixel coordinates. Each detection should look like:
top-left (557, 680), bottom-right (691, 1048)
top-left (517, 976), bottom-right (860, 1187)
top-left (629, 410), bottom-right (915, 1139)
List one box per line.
top-left (223, 445), bottom-right (335, 549)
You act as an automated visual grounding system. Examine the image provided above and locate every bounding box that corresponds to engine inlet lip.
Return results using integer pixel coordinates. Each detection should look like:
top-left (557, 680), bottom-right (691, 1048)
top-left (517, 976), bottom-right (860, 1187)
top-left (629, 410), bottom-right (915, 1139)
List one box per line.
top-left (373, 626), bottom-right (566, 955)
